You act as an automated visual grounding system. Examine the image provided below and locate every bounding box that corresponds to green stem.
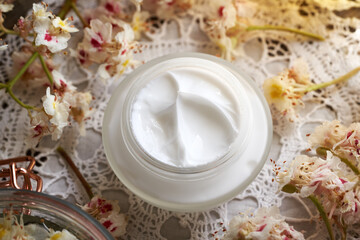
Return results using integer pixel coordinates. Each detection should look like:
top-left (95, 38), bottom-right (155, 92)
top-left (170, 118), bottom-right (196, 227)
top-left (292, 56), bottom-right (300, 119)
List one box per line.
top-left (56, 147), bottom-right (94, 199)
top-left (0, 24), bottom-right (18, 36)
top-left (70, 2), bottom-right (88, 27)
top-left (8, 52), bottom-right (39, 88)
top-left (58, 0), bottom-right (72, 19)
top-left (316, 147), bottom-right (360, 176)
top-left (308, 195), bottom-right (335, 240)
top-left (38, 54), bottom-right (53, 85)
top-left (246, 25), bottom-right (325, 41)
top-left (7, 89), bottom-right (35, 109)
top-left (304, 66), bottom-right (360, 92)
top-left (281, 183), bottom-right (298, 193)
top-left (1, 52), bottom-right (39, 109)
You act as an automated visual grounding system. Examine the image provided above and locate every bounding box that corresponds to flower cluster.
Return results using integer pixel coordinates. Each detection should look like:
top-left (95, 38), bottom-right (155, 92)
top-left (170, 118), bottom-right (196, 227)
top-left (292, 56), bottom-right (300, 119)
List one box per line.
top-left (81, 196), bottom-right (127, 237)
top-left (147, 0), bottom-right (257, 60)
top-left (0, 0), bottom-right (13, 13)
top-left (263, 58), bottom-right (311, 121)
top-left (76, 0), bottom-right (144, 80)
top-left (47, 229), bottom-right (78, 240)
top-left (277, 151), bottom-right (360, 225)
top-left (29, 70), bottom-right (92, 145)
top-left (151, 0), bottom-right (194, 19)
top-left (76, 18), bottom-right (138, 80)
top-left (0, 0), bottom-right (14, 51)
top-left (224, 206), bottom-right (304, 240)
top-left (0, 210), bottom-right (28, 240)
top-left (24, 3), bottom-right (78, 53)
top-left (82, 0), bottom-right (148, 39)
top-left (0, 208), bottom-right (79, 239)
top-left (309, 120), bottom-right (360, 169)
top-left (83, 0), bottom-right (129, 22)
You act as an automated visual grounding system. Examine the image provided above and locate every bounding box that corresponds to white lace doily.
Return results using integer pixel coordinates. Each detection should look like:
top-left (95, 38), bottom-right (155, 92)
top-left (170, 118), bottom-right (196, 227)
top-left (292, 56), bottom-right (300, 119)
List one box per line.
top-left (1, 0), bottom-right (360, 239)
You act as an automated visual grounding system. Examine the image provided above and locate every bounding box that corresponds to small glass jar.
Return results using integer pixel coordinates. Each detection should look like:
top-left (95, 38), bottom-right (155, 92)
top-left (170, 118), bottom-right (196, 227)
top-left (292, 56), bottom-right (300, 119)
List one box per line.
top-left (103, 53), bottom-right (272, 212)
top-left (0, 189), bottom-right (113, 239)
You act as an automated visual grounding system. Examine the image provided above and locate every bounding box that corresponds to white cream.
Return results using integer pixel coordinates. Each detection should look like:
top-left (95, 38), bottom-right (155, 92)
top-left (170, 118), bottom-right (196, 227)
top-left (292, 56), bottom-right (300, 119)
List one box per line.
top-left (130, 64), bottom-right (241, 168)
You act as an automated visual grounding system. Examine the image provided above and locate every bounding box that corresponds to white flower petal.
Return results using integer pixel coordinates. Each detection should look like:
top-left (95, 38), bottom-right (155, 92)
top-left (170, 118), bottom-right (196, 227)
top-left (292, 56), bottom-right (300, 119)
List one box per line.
top-left (0, 3), bottom-right (14, 12)
top-left (42, 87), bottom-right (56, 116)
top-left (33, 17), bottom-right (52, 34)
top-left (115, 22), bottom-right (134, 43)
top-left (48, 229), bottom-right (77, 240)
top-left (98, 63), bottom-right (111, 80)
top-left (0, 44), bottom-right (8, 51)
top-left (52, 70), bottom-right (75, 90)
top-left (35, 32), bottom-right (70, 53)
top-left (99, 212), bottom-right (127, 237)
top-left (52, 17), bottom-right (79, 33)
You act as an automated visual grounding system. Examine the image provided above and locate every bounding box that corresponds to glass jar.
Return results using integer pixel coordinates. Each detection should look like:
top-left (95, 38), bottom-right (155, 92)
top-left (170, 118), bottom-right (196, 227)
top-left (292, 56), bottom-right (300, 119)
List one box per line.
top-left (103, 52), bottom-right (272, 212)
top-left (0, 189), bottom-right (113, 239)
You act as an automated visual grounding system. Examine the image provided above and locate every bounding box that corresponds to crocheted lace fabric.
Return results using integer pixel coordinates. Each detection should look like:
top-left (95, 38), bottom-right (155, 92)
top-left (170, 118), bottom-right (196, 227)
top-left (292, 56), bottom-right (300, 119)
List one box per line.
top-left (1, 0), bottom-right (360, 239)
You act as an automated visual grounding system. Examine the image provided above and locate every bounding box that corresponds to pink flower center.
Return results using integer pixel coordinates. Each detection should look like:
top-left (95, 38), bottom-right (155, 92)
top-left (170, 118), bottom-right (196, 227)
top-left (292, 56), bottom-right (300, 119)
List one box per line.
top-left (91, 38), bottom-right (102, 49)
top-left (218, 6), bottom-right (225, 17)
top-left (339, 178), bottom-right (347, 184)
top-left (101, 203), bottom-right (113, 213)
top-left (167, 0), bottom-right (175, 6)
top-left (90, 33), bottom-right (104, 49)
top-left (102, 220), bottom-right (113, 229)
top-left (33, 125), bottom-right (43, 138)
top-left (105, 2), bottom-right (114, 12)
top-left (60, 80), bottom-right (67, 88)
top-left (17, 18), bottom-right (24, 27)
top-left (79, 50), bottom-right (87, 64)
top-left (257, 224), bottom-right (266, 232)
top-left (97, 198), bottom-right (105, 206)
top-left (44, 33), bottom-right (52, 42)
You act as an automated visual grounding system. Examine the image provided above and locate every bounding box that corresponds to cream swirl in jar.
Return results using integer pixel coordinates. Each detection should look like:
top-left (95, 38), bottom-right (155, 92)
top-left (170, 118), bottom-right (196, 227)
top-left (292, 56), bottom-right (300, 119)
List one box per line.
top-left (130, 66), bottom-right (241, 169)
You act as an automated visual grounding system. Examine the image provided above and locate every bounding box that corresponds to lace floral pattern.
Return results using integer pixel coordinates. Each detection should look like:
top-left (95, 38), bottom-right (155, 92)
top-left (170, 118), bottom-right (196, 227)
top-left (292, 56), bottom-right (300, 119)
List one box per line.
top-left (1, 0), bottom-right (360, 239)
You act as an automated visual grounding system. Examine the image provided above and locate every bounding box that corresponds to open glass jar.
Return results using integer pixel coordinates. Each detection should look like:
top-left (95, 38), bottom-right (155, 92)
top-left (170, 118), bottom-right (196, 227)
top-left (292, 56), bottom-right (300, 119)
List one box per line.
top-left (103, 53), bottom-right (272, 212)
top-left (0, 189), bottom-right (113, 239)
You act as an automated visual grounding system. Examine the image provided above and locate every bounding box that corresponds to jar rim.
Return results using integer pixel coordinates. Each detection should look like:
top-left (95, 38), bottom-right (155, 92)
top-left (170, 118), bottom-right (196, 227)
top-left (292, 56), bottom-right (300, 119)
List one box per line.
top-left (0, 189), bottom-right (114, 239)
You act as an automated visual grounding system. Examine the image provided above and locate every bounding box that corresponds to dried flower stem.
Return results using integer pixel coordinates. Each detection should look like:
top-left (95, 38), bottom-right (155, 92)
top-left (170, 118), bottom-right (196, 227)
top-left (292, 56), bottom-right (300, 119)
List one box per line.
top-left (38, 54), bottom-right (53, 85)
top-left (246, 25), bottom-right (325, 41)
top-left (56, 146), bottom-right (94, 199)
top-left (334, 218), bottom-right (347, 240)
top-left (316, 147), bottom-right (360, 176)
top-left (304, 66), bottom-right (360, 93)
top-left (308, 194), bottom-right (335, 240)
